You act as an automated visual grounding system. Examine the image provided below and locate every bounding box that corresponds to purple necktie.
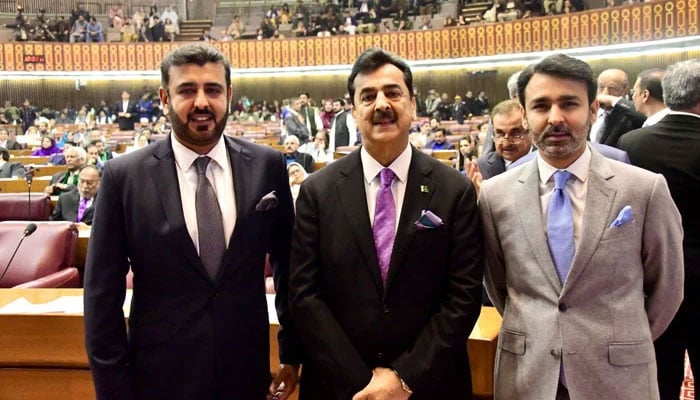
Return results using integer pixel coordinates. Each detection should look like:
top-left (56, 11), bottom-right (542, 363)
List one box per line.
top-left (77, 197), bottom-right (88, 222)
top-left (373, 168), bottom-right (396, 285)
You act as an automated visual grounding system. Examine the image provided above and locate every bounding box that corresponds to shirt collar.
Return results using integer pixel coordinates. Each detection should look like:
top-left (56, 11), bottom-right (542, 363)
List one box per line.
top-left (361, 142), bottom-right (412, 185)
top-left (171, 134), bottom-right (228, 173)
top-left (537, 145), bottom-right (591, 185)
top-left (642, 107), bottom-right (671, 127)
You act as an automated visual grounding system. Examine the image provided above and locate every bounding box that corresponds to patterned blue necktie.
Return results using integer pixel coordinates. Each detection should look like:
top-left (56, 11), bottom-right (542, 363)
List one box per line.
top-left (547, 170), bottom-right (575, 284)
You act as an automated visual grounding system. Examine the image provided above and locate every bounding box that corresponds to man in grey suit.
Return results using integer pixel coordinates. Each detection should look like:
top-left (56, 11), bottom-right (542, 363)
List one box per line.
top-left (84, 43), bottom-right (301, 400)
top-left (479, 54), bottom-right (684, 400)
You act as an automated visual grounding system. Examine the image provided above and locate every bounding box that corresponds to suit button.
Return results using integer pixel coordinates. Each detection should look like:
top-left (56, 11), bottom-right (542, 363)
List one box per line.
top-left (551, 348), bottom-right (561, 358)
top-left (383, 305), bottom-right (390, 313)
top-left (376, 352), bottom-right (385, 360)
top-left (558, 303), bottom-right (568, 312)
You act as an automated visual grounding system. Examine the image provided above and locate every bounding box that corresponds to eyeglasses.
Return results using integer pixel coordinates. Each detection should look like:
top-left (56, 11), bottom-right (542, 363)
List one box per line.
top-left (494, 131), bottom-right (528, 143)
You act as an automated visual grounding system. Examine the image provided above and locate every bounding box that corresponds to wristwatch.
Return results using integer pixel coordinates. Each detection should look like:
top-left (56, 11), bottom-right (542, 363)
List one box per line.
top-left (392, 369), bottom-right (413, 395)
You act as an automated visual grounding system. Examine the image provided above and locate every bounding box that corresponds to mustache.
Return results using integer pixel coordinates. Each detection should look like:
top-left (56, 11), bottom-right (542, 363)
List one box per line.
top-left (372, 109), bottom-right (396, 123)
top-left (541, 123), bottom-right (571, 137)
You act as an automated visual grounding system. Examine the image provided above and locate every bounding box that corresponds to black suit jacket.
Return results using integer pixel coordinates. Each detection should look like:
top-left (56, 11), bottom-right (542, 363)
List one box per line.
top-left (288, 151), bottom-right (314, 173)
top-left (0, 161), bottom-right (25, 178)
top-left (618, 113), bottom-right (700, 281)
top-left (48, 169), bottom-right (78, 195)
top-left (49, 189), bottom-right (96, 224)
top-left (477, 150), bottom-right (506, 181)
top-left (114, 100), bottom-right (138, 131)
top-left (83, 135), bottom-right (301, 399)
top-left (598, 98), bottom-right (646, 147)
top-left (289, 147), bottom-right (483, 399)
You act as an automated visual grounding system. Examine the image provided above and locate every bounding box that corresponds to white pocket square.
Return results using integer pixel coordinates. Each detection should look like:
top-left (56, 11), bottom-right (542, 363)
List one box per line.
top-left (610, 205), bottom-right (633, 227)
top-left (255, 191), bottom-right (278, 211)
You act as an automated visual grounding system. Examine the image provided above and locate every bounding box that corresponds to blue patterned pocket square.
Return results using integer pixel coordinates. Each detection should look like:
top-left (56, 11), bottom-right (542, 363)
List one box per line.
top-left (415, 210), bottom-right (444, 230)
top-left (255, 191), bottom-right (278, 211)
top-left (610, 205), bottom-right (633, 227)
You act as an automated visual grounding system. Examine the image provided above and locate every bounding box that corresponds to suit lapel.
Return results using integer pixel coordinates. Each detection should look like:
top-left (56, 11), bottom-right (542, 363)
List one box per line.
top-left (385, 149), bottom-right (434, 293)
top-left (563, 149), bottom-right (616, 294)
top-left (336, 150), bottom-right (384, 294)
top-left (148, 137), bottom-right (210, 281)
top-left (515, 159), bottom-right (564, 292)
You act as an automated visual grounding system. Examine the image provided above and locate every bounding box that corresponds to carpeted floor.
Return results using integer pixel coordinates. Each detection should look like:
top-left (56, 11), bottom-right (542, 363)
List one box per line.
top-left (681, 352), bottom-right (695, 399)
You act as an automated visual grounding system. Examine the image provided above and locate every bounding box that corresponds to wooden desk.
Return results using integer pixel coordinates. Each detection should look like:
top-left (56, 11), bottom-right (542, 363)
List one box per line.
top-left (10, 156), bottom-right (51, 165)
top-left (32, 165), bottom-right (68, 178)
top-left (0, 177), bottom-right (51, 193)
top-left (0, 291), bottom-right (501, 400)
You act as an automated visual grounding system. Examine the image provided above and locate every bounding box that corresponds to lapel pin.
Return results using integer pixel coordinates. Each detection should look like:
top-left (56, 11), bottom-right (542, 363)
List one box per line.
top-left (420, 185), bottom-right (429, 193)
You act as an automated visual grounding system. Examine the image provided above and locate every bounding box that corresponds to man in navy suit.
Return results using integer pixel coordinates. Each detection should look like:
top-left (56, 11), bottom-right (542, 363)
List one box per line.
top-left (289, 47), bottom-right (483, 399)
top-left (84, 43), bottom-right (301, 400)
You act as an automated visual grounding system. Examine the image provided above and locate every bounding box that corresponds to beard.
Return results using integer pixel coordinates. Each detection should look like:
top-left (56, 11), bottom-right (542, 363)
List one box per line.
top-left (168, 102), bottom-right (228, 149)
top-left (533, 118), bottom-right (590, 161)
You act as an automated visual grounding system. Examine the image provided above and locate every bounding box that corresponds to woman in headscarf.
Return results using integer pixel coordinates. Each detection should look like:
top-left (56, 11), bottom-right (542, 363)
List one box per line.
top-left (287, 161), bottom-right (308, 209)
top-left (31, 135), bottom-right (62, 156)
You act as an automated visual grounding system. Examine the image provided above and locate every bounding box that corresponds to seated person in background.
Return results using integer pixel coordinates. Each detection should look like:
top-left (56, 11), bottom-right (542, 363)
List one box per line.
top-left (50, 164), bottom-right (100, 225)
top-left (457, 136), bottom-right (479, 172)
top-left (299, 129), bottom-right (332, 163)
top-left (287, 161), bottom-right (308, 207)
top-left (94, 139), bottom-right (113, 161)
top-left (43, 146), bottom-right (86, 196)
top-left (49, 142), bottom-right (75, 165)
top-left (125, 133), bottom-right (150, 153)
top-left (86, 16), bottom-right (104, 42)
top-left (283, 135), bottom-right (314, 173)
top-left (356, 8), bottom-right (379, 34)
top-left (121, 19), bottom-right (139, 42)
top-left (393, 8), bottom-right (413, 30)
top-left (17, 126), bottom-right (42, 148)
top-left (425, 128), bottom-right (452, 150)
top-left (0, 128), bottom-right (23, 150)
top-left (85, 143), bottom-right (105, 172)
top-left (0, 146), bottom-right (26, 178)
top-left (31, 136), bottom-right (62, 156)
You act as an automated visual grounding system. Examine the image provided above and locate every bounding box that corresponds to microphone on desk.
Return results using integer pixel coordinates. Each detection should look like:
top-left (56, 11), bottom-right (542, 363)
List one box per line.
top-left (25, 166), bottom-right (35, 219)
top-left (0, 223), bottom-right (38, 286)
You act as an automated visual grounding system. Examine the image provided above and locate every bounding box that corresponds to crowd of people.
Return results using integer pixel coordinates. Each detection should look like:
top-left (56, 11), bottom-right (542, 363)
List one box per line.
top-left (1, 3), bottom-right (179, 42)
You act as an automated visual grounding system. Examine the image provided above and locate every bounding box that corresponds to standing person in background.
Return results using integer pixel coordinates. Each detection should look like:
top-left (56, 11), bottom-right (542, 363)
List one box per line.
top-left (480, 53), bottom-right (683, 400)
top-left (84, 43), bottom-right (302, 400)
top-left (618, 58), bottom-right (700, 400)
top-left (289, 47), bottom-right (483, 399)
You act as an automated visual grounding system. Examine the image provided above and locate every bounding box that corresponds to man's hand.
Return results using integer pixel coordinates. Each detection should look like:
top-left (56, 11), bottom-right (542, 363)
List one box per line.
top-left (268, 363), bottom-right (300, 400)
top-left (465, 159), bottom-right (482, 197)
top-left (596, 93), bottom-right (619, 111)
top-left (352, 367), bottom-right (411, 400)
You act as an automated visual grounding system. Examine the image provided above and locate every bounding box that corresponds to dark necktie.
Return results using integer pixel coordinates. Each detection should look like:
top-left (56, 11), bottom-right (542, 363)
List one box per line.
top-left (373, 168), bottom-right (396, 285)
top-left (547, 170), bottom-right (575, 284)
top-left (194, 157), bottom-right (226, 280)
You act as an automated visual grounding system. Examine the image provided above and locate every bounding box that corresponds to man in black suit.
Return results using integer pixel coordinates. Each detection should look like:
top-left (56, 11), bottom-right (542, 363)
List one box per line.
top-left (50, 164), bottom-right (99, 225)
top-left (114, 90), bottom-right (137, 131)
top-left (84, 43), bottom-right (301, 400)
top-left (618, 58), bottom-right (700, 400)
top-left (589, 68), bottom-right (646, 147)
top-left (0, 146), bottom-right (26, 178)
top-left (289, 47), bottom-right (483, 399)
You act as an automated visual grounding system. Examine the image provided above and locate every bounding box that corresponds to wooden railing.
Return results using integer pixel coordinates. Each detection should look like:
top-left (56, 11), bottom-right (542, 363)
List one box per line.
top-left (0, 0), bottom-right (697, 72)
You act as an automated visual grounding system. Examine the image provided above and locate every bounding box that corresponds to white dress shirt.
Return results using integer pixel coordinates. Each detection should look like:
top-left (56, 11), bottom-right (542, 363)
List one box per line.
top-left (362, 143), bottom-right (412, 232)
top-left (538, 146), bottom-right (591, 250)
top-left (172, 135), bottom-right (236, 252)
top-left (641, 107), bottom-right (670, 127)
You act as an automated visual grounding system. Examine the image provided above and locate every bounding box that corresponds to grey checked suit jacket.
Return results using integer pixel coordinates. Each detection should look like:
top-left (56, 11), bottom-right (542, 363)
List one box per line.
top-left (479, 146), bottom-right (683, 400)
